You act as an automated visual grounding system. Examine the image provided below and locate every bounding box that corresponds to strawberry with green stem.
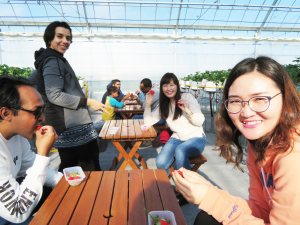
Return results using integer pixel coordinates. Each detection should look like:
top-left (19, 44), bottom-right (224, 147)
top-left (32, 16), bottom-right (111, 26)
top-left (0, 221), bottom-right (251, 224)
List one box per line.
top-left (67, 172), bottom-right (81, 180)
top-left (151, 215), bottom-right (171, 225)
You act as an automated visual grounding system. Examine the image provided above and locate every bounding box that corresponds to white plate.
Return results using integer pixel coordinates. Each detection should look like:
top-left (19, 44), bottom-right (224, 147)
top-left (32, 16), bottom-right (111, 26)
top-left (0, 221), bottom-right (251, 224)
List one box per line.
top-left (63, 166), bottom-right (85, 186)
top-left (148, 211), bottom-right (177, 225)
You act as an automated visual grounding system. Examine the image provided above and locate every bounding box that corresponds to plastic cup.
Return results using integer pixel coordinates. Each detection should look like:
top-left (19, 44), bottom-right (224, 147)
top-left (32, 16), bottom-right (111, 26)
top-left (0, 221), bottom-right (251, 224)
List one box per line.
top-left (148, 211), bottom-right (177, 225)
top-left (63, 166), bottom-right (85, 186)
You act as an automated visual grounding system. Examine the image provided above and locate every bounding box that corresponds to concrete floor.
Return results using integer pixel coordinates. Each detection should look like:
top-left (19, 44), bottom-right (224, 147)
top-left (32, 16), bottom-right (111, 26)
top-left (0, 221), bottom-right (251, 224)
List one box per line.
top-left (49, 131), bottom-right (249, 225)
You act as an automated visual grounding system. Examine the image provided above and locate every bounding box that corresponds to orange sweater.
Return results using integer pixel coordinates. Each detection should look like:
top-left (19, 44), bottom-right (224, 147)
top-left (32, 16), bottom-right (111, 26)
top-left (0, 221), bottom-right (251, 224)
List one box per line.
top-left (199, 139), bottom-right (300, 224)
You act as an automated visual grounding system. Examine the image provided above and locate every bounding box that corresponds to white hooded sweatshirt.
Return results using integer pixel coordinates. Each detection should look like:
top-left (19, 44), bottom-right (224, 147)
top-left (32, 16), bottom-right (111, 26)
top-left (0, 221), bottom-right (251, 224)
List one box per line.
top-left (0, 133), bottom-right (62, 223)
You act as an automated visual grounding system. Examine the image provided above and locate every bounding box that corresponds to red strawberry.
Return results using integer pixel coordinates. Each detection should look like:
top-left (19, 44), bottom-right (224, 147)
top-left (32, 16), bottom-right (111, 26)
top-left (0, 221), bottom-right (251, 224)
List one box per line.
top-left (160, 219), bottom-right (170, 225)
top-left (149, 90), bottom-right (155, 95)
top-left (68, 176), bottom-right (81, 180)
top-left (36, 125), bottom-right (46, 135)
top-left (177, 101), bottom-right (183, 107)
top-left (177, 170), bottom-right (184, 178)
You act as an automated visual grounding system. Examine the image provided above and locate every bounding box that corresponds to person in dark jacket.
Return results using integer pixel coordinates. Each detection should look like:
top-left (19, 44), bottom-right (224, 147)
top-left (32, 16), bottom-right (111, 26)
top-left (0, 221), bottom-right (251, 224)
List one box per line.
top-left (101, 79), bottom-right (130, 104)
top-left (31, 21), bottom-right (106, 172)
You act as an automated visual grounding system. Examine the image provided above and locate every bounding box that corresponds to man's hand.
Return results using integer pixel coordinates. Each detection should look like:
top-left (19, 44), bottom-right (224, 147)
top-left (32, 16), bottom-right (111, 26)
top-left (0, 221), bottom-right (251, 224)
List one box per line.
top-left (35, 125), bottom-right (58, 156)
top-left (130, 93), bottom-right (138, 100)
top-left (123, 93), bottom-right (131, 100)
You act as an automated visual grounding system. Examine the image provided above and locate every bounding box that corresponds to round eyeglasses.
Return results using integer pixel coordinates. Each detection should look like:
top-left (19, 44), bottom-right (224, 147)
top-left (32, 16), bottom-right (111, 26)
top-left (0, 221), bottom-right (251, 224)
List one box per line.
top-left (224, 92), bottom-right (281, 114)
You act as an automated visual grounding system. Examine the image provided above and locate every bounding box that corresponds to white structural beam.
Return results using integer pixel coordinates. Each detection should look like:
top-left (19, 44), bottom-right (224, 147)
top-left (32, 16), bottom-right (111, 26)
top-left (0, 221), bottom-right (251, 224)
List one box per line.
top-left (1, 31), bottom-right (300, 42)
top-left (1, 21), bottom-right (300, 33)
top-left (9, 1), bottom-right (300, 10)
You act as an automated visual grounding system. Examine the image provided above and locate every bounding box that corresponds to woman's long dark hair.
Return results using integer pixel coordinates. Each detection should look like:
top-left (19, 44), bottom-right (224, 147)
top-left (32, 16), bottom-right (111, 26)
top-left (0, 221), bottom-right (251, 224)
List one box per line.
top-left (215, 56), bottom-right (300, 167)
top-left (159, 73), bottom-right (182, 120)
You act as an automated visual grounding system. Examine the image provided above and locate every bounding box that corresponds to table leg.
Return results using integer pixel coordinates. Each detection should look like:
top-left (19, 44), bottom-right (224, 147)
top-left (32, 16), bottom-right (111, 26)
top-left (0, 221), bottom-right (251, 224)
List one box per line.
top-left (110, 157), bottom-right (118, 170)
top-left (125, 142), bottom-right (148, 169)
top-left (209, 92), bottom-right (214, 118)
top-left (110, 142), bottom-right (133, 170)
top-left (134, 152), bottom-right (148, 169)
top-left (112, 141), bottom-right (139, 170)
top-left (119, 141), bottom-right (142, 170)
top-left (120, 113), bottom-right (133, 119)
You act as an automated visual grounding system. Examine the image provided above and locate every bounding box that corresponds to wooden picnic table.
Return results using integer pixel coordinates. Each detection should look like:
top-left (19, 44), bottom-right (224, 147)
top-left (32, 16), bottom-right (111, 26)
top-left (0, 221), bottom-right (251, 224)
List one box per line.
top-left (30, 170), bottom-right (187, 225)
top-left (99, 119), bottom-right (157, 170)
top-left (115, 104), bottom-right (143, 119)
top-left (123, 99), bottom-right (139, 105)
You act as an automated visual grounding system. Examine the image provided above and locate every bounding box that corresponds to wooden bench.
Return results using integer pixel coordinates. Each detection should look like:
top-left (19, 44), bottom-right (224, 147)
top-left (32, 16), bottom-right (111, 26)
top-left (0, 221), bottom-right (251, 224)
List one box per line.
top-left (189, 153), bottom-right (208, 171)
top-left (169, 153), bottom-right (207, 178)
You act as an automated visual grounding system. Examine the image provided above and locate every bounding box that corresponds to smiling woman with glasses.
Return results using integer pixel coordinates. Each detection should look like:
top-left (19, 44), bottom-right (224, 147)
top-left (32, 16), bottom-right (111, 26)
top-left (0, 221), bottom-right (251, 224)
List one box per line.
top-left (173, 56), bottom-right (300, 225)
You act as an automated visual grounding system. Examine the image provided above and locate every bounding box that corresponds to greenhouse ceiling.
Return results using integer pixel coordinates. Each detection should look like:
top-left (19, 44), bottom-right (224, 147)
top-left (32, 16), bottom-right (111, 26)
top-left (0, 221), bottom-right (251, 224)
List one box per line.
top-left (0, 0), bottom-right (300, 42)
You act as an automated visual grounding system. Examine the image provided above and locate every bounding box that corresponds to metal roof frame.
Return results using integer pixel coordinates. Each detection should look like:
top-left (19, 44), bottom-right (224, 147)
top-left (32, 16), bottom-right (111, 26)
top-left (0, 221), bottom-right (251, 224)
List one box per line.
top-left (0, 0), bottom-right (299, 42)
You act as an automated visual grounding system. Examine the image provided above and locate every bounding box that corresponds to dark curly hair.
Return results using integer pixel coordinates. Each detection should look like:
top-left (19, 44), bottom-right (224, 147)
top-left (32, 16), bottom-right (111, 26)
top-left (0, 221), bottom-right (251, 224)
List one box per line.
top-left (44, 21), bottom-right (72, 48)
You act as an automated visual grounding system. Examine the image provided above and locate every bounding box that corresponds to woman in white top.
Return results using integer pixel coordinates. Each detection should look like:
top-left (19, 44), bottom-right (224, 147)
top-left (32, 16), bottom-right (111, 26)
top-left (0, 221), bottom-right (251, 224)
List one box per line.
top-left (144, 73), bottom-right (206, 170)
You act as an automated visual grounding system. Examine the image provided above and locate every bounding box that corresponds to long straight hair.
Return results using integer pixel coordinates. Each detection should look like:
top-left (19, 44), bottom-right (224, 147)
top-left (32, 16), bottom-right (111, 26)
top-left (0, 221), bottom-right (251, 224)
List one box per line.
top-left (159, 73), bottom-right (182, 120)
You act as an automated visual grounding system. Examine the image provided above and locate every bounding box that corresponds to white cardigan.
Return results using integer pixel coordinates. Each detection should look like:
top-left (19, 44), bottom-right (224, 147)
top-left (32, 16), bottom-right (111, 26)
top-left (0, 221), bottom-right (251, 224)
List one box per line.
top-left (144, 93), bottom-right (205, 141)
top-left (0, 133), bottom-right (62, 223)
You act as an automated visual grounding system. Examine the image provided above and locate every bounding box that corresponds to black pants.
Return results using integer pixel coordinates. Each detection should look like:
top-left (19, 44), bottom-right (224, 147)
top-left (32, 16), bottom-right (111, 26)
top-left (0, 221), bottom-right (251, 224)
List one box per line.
top-left (57, 139), bottom-right (101, 172)
top-left (32, 186), bottom-right (52, 215)
top-left (194, 210), bottom-right (222, 225)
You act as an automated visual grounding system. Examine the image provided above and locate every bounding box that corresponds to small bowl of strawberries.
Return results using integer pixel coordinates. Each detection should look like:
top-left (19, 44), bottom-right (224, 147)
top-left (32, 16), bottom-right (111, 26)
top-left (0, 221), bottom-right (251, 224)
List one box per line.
top-left (63, 166), bottom-right (85, 186)
top-left (148, 210), bottom-right (176, 225)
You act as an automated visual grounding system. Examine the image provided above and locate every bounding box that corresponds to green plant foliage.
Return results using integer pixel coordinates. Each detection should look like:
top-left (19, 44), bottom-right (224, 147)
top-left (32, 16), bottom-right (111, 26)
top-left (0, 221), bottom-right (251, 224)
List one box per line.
top-left (182, 70), bottom-right (230, 84)
top-left (182, 57), bottom-right (300, 86)
top-left (0, 64), bottom-right (33, 78)
top-left (283, 57), bottom-right (300, 85)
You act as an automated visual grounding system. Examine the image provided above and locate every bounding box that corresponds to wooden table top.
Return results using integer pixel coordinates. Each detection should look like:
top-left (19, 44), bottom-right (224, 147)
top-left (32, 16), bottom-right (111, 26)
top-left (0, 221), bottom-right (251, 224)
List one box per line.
top-left (123, 99), bottom-right (139, 105)
top-left (114, 104), bottom-right (143, 113)
top-left (30, 170), bottom-right (187, 225)
top-left (99, 119), bottom-right (157, 141)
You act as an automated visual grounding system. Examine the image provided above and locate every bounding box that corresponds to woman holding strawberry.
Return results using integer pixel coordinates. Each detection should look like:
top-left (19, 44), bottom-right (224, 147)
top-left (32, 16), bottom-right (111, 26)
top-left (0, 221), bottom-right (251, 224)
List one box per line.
top-left (144, 73), bottom-right (206, 171)
top-left (173, 57), bottom-right (300, 224)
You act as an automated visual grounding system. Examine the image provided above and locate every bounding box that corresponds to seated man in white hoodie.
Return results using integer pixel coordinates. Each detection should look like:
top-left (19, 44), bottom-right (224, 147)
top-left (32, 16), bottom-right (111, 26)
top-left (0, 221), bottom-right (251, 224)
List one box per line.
top-left (0, 76), bottom-right (62, 224)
